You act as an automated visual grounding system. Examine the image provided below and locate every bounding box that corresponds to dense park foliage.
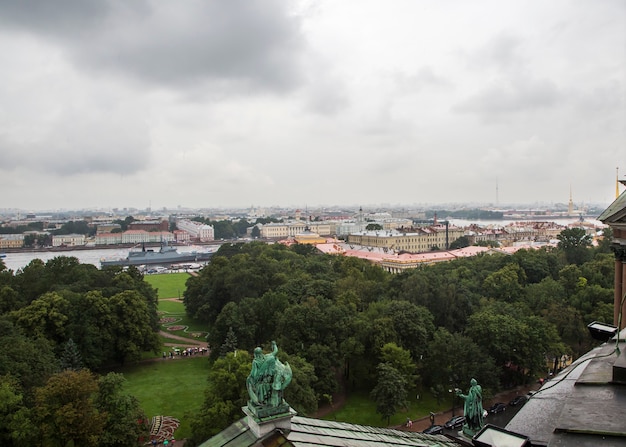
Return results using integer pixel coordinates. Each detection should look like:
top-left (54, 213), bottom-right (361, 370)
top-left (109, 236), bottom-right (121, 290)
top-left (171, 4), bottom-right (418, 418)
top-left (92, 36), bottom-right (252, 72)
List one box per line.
top-left (0, 259), bottom-right (159, 446)
top-left (0, 226), bottom-right (615, 446)
top-left (183, 230), bottom-right (614, 443)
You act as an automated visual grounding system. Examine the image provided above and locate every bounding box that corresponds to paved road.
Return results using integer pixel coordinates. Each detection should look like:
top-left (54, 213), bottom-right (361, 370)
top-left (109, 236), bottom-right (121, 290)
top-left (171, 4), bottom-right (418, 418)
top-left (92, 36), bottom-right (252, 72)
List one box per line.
top-left (400, 383), bottom-right (541, 434)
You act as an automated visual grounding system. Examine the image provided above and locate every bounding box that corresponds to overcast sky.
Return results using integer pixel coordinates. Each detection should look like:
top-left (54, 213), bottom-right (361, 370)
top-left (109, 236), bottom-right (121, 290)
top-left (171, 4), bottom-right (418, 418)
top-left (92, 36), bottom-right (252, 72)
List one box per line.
top-left (0, 0), bottom-right (624, 212)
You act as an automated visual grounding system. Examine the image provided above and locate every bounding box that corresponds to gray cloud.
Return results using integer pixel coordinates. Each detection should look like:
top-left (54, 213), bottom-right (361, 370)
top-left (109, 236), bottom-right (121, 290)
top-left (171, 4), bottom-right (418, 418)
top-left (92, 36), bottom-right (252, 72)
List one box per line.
top-left (454, 76), bottom-right (562, 119)
top-left (0, 0), bottom-right (623, 210)
top-left (0, 108), bottom-right (150, 176)
top-left (0, 1), bottom-right (306, 93)
top-left (392, 67), bottom-right (452, 94)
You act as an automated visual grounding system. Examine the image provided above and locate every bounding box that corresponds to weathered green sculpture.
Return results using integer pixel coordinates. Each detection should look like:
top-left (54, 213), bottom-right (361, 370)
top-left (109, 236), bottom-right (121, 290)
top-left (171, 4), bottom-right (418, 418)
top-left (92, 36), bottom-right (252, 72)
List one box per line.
top-left (246, 341), bottom-right (292, 418)
top-left (456, 378), bottom-right (484, 435)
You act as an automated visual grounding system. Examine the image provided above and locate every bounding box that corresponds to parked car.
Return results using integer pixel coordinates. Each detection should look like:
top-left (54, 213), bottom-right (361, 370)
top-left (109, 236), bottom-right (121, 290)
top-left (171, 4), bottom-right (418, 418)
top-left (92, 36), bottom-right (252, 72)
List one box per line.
top-left (487, 402), bottom-right (507, 414)
top-left (422, 424), bottom-right (444, 435)
top-left (443, 415), bottom-right (465, 429)
top-left (509, 395), bottom-right (528, 406)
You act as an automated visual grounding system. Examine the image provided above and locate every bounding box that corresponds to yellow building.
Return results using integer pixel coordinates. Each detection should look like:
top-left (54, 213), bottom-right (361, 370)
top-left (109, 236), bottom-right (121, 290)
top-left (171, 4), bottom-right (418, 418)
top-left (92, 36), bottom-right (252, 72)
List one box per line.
top-left (347, 224), bottom-right (464, 253)
top-left (0, 234), bottom-right (24, 249)
top-left (294, 227), bottom-right (327, 245)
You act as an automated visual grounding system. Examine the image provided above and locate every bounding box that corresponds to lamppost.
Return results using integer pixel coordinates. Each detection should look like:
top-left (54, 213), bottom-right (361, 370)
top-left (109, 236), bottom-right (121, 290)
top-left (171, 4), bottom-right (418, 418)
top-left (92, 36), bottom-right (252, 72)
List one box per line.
top-left (450, 387), bottom-right (462, 417)
top-left (449, 374), bottom-right (459, 417)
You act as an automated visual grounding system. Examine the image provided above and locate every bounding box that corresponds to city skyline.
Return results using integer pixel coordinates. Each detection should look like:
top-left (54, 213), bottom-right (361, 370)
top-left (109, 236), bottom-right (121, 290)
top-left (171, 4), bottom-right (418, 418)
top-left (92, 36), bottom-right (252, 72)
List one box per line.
top-left (0, 1), bottom-right (624, 211)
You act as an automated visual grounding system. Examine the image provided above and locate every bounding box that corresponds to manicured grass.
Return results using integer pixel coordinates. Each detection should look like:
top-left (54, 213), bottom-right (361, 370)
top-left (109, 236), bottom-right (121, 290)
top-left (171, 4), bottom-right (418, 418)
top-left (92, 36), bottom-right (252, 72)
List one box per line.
top-left (121, 356), bottom-right (209, 439)
top-left (159, 299), bottom-right (186, 313)
top-left (153, 282), bottom-right (208, 342)
top-left (145, 272), bottom-right (191, 299)
top-left (158, 299), bottom-right (208, 335)
top-left (324, 390), bottom-right (448, 427)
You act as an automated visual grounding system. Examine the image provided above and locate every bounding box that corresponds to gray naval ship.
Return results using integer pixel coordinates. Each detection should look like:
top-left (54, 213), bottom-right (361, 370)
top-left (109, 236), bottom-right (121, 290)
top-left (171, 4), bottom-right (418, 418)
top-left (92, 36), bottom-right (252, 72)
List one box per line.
top-left (100, 241), bottom-right (215, 267)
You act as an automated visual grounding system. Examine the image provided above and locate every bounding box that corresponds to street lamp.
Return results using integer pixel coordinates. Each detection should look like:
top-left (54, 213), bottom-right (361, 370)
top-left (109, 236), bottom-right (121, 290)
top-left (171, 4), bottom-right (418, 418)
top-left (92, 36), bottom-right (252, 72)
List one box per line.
top-left (449, 375), bottom-right (459, 417)
top-left (448, 387), bottom-right (460, 417)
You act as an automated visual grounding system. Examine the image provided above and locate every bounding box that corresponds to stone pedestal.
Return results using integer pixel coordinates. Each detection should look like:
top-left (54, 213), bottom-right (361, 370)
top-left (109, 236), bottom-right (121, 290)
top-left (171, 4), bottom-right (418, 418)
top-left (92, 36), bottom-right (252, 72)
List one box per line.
top-left (242, 405), bottom-right (296, 439)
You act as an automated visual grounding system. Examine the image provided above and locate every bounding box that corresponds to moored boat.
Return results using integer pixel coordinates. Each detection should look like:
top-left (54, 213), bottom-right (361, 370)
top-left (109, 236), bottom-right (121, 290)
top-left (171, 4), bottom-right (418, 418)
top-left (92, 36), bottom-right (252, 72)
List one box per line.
top-left (100, 241), bottom-right (214, 267)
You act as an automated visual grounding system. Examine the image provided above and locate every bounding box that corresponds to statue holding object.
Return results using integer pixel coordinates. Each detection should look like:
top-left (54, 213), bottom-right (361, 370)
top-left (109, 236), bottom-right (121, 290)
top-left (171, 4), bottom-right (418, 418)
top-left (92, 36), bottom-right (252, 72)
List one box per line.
top-left (456, 378), bottom-right (484, 435)
top-left (246, 341), bottom-right (292, 418)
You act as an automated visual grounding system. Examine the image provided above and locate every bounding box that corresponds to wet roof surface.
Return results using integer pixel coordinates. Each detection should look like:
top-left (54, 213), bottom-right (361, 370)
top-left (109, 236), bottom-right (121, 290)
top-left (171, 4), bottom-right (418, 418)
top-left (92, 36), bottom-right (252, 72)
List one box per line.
top-left (506, 331), bottom-right (626, 446)
top-left (200, 414), bottom-right (466, 447)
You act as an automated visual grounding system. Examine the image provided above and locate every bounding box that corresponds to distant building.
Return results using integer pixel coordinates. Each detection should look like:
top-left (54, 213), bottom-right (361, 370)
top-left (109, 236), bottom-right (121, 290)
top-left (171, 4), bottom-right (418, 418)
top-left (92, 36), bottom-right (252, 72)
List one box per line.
top-left (258, 221), bottom-right (333, 239)
top-left (52, 234), bottom-right (85, 247)
top-left (347, 224), bottom-right (464, 253)
top-left (0, 234), bottom-right (24, 249)
top-left (128, 219), bottom-right (169, 232)
top-left (95, 233), bottom-right (123, 245)
top-left (95, 230), bottom-right (175, 245)
top-left (96, 223), bottom-right (121, 234)
top-left (121, 230), bottom-right (174, 244)
top-left (173, 230), bottom-right (190, 243)
top-left (176, 219), bottom-right (214, 242)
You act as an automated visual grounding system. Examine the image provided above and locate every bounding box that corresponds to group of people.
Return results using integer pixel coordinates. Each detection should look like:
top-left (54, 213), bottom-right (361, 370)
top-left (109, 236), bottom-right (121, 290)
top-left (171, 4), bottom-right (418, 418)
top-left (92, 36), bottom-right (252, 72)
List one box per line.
top-left (162, 347), bottom-right (208, 359)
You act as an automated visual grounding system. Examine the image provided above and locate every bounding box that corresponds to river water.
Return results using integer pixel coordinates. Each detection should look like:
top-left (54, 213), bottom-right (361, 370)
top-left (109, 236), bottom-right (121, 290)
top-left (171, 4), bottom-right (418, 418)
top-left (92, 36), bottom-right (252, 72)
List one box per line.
top-left (1, 217), bottom-right (603, 272)
top-left (1, 246), bottom-right (215, 272)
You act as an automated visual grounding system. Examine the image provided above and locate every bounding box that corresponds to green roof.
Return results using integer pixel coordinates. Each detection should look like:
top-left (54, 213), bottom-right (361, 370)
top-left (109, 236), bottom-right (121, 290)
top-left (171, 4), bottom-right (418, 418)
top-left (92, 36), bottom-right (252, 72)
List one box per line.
top-left (200, 414), bottom-right (466, 447)
top-left (598, 186), bottom-right (626, 223)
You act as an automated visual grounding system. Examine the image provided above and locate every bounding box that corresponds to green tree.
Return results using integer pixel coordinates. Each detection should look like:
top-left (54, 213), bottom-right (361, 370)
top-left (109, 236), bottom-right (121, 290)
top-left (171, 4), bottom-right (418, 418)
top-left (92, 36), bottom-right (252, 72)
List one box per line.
top-left (60, 338), bottom-right (83, 371)
top-left (379, 343), bottom-right (417, 391)
top-left (365, 223), bottom-right (383, 231)
top-left (423, 328), bottom-right (499, 397)
top-left (188, 350), bottom-right (251, 445)
top-left (0, 317), bottom-right (58, 392)
top-left (232, 219), bottom-right (251, 237)
top-left (595, 227), bottom-right (613, 254)
top-left (0, 375), bottom-right (35, 447)
top-left (557, 227), bottom-right (592, 265)
top-left (105, 290), bottom-right (161, 365)
top-left (11, 291), bottom-right (71, 345)
top-left (95, 373), bottom-right (148, 447)
top-left (33, 369), bottom-right (106, 447)
top-left (0, 285), bottom-right (20, 314)
top-left (512, 248), bottom-right (560, 284)
top-left (281, 353), bottom-right (318, 416)
top-left (370, 363), bottom-right (408, 425)
top-left (251, 226), bottom-right (261, 238)
top-left (449, 235), bottom-right (470, 249)
top-left (220, 326), bottom-right (238, 357)
top-left (482, 263), bottom-right (526, 302)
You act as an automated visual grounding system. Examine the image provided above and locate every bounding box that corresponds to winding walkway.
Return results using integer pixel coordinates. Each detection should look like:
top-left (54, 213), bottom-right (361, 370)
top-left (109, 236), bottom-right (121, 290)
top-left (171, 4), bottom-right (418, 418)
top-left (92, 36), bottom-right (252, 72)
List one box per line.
top-left (159, 330), bottom-right (206, 348)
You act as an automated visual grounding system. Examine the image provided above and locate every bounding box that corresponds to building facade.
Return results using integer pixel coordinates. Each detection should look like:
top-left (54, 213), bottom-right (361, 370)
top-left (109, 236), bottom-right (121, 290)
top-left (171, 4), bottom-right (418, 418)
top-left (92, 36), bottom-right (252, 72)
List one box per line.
top-left (52, 234), bottom-right (86, 247)
top-left (176, 219), bottom-right (215, 242)
top-left (0, 234), bottom-right (24, 249)
top-left (347, 224), bottom-right (464, 253)
top-left (598, 180), bottom-right (626, 329)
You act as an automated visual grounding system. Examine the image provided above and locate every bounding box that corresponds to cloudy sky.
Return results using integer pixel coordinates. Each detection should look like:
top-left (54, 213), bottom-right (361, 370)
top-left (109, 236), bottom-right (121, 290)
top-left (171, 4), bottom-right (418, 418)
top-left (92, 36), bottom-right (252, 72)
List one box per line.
top-left (0, 0), bottom-right (624, 212)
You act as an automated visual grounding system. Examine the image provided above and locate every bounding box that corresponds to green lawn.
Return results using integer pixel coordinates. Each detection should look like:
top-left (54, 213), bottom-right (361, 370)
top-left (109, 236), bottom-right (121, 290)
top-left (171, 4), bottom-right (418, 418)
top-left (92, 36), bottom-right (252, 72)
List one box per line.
top-left (158, 299), bottom-right (208, 336)
top-left (144, 272), bottom-right (192, 299)
top-left (323, 390), bottom-right (448, 427)
top-left (120, 360), bottom-right (448, 441)
top-left (121, 357), bottom-right (209, 439)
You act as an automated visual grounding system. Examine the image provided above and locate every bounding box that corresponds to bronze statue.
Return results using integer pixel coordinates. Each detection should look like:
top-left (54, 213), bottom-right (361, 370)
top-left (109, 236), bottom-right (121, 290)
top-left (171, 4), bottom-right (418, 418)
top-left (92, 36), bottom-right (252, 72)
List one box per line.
top-left (246, 341), bottom-right (292, 411)
top-left (456, 378), bottom-right (484, 435)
